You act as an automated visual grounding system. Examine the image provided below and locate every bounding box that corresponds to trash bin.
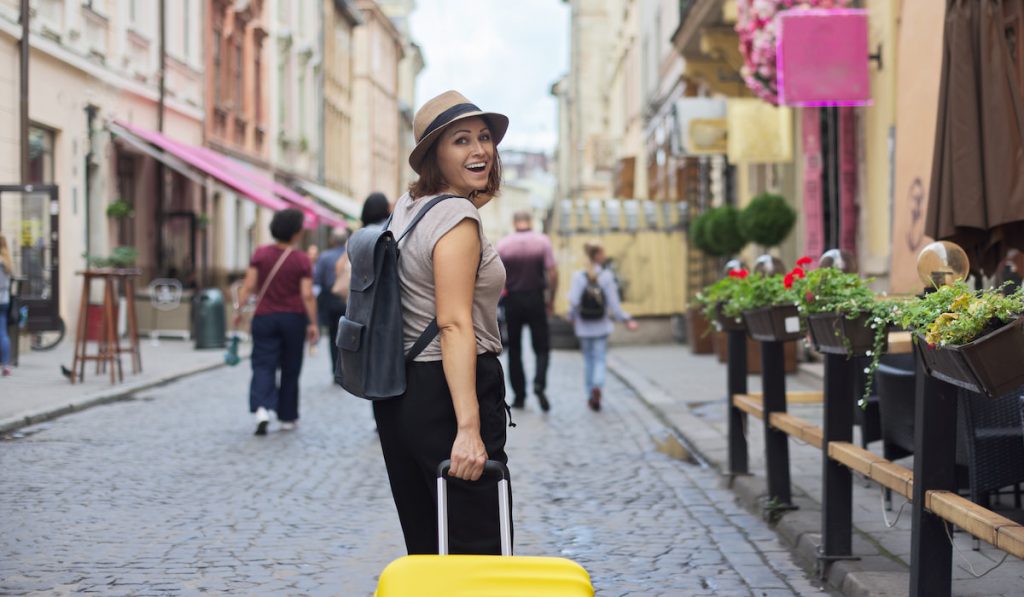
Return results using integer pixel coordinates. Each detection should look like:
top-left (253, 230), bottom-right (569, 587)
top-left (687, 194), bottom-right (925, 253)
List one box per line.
top-left (193, 288), bottom-right (227, 349)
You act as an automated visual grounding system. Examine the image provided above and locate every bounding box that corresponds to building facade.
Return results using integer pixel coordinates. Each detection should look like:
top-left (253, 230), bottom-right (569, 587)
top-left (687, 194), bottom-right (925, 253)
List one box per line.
top-left (351, 0), bottom-right (403, 203)
top-left (0, 0), bottom-right (206, 326)
top-left (322, 0), bottom-right (362, 199)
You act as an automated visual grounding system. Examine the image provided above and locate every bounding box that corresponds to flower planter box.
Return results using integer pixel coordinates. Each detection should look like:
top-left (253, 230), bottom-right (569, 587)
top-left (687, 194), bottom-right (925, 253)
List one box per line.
top-left (807, 312), bottom-right (885, 357)
top-left (743, 304), bottom-right (804, 343)
top-left (686, 307), bottom-right (715, 354)
top-left (714, 332), bottom-right (798, 373)
top-left (918, 318), bottom-right (1024, 398)
top-left (714, 303), bottom-right (746, 332)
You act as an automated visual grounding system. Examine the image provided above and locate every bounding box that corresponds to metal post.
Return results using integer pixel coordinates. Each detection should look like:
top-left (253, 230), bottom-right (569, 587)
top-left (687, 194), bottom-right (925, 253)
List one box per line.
top-left (909, 356), bottom-right (957, 597)
top-left (820, 353), bottom-right (856, 560)
top-left (761, 340), bottom-right (792, 506)
top-left (19, 0), bottom-right (30, 184)
top-left (726, 329), bottom-right (749, 475)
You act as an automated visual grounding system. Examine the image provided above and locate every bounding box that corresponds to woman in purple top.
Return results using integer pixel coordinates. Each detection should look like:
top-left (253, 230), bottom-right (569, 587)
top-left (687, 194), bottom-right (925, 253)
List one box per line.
top-left (235, 209), bottom-right (319, 435)
top-left (567, 242), bottom-right (638, 411)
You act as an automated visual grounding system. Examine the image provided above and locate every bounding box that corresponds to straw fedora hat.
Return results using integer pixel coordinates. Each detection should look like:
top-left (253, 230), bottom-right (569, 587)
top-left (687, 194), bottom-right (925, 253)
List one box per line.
top-left (408, 90), bottom-right (509, 174)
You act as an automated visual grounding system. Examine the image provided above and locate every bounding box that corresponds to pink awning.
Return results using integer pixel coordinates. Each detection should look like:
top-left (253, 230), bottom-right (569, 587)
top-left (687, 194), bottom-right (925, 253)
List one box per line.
top-left (110, 120), bottom-right (294, 217)
top-left (191, 147), bottom-right (347, 229)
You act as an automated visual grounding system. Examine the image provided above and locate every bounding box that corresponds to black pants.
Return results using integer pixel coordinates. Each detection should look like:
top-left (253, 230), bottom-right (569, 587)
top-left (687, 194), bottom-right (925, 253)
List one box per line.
top-left (504, 289), bottom-right (550, 404)
top-left (319, 293), bottom-right (347, 374)
top-left (249, 312), bottom-right (307, 420)
top-left (373, 354), bottom-right (511, 555)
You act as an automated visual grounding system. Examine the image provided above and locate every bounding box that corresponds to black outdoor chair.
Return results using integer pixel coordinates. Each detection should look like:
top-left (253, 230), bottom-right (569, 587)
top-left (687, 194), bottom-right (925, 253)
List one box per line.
top-left (855, 353), bottom-right (915, 453)
top-left (957, 388), bottom-right (1024, 510)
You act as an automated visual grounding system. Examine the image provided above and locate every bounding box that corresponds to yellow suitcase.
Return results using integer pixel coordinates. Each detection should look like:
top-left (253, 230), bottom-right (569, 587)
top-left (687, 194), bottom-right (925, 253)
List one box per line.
top-left (374, 461), bottom-right (594, 597)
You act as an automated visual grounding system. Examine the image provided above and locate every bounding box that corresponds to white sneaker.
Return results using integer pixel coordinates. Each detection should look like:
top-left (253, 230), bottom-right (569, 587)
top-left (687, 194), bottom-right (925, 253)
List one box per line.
top-left (255, 407), bottom-right (270, 436)
top-left (280, 421), bottom-right (296, 431)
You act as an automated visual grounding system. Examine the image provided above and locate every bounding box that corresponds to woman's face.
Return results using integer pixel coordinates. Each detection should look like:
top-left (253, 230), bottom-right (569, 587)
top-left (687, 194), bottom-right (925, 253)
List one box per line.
top-left (435, 116), bottom-right (494, 198)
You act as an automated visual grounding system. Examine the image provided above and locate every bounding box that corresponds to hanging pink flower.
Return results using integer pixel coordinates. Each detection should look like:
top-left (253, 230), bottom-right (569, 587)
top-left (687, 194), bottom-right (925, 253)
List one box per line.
top-left (735, 0), bottom-right (853, 104)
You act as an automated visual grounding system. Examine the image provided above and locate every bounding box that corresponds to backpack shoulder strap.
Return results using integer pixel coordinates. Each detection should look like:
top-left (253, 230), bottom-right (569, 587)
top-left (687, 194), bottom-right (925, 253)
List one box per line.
top-left (394, 194), bottom-right (459, 244)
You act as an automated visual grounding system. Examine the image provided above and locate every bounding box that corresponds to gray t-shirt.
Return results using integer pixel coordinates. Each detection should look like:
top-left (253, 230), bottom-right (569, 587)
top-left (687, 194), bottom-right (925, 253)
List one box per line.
top-left (0, 264), bottom-right (10, 305)
top-left (390, 192), bottom-right (505, 361)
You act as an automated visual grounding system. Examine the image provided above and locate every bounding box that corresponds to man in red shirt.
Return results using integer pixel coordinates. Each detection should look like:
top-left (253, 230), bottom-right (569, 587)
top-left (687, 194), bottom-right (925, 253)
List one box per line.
top-left (496, 211), bottom-right (558, 411)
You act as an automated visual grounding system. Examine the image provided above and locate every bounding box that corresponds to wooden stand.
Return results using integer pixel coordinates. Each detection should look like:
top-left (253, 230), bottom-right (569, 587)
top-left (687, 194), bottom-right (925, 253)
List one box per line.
top-left (70, 269), bottom-right (142, 384)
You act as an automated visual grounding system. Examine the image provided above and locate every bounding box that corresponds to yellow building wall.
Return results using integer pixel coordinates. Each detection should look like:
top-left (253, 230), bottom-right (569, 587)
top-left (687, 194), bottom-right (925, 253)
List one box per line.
top-left (551, 199), bottom-right (688, 317)
top-left (862, 0), bottom-right (899, 280)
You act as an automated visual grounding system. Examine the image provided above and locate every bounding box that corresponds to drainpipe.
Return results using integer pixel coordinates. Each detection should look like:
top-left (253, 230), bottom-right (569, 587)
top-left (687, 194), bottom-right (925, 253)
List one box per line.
top-left (155, 0), bottom-right (167, 274)
top-left (19, 0), bottom-right (29, 184)
top-left (84, 104), bottom-right (97, 257)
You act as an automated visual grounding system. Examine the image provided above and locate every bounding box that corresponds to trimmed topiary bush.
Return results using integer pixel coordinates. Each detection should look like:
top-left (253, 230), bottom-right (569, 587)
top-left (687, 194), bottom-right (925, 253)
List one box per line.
top-left (704, 206), bottom-right (747, 257)
top-left (689, 211), bottom-right (714, 254)
top-left (739, 193), bottom-right (796, 248)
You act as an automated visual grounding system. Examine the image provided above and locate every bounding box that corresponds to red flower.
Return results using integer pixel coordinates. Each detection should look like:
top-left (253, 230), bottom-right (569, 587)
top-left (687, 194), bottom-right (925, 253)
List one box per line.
top-left (784, 273), bottom-right (795, 289)
top-left (805, 291), bottom-right (814, 303)
top-left (796, 256), bottom-right (813, 267)
top-left (729, 269), bottom-right (749, 279)
top-left (790, 267), bottom-right (806, 279)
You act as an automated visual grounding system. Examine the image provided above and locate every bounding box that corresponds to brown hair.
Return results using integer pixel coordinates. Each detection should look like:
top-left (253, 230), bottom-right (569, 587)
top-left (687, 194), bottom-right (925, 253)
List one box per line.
top-left (0, 235), bottom-right (13, 275)
top-left (408, 127), bottom-right (503, 200)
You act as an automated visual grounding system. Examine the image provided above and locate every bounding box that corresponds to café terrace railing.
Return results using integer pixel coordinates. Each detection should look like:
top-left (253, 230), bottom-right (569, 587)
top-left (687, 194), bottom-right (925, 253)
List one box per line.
top-left (723, 326), bottom-right (1024, 597)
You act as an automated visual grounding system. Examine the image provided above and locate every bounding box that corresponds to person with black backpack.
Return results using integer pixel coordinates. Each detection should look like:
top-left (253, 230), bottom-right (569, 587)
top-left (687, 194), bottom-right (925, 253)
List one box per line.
top-left (568, 242), bottom-right (638, 412)
top-left (336, 90), bottom-right (511, 555)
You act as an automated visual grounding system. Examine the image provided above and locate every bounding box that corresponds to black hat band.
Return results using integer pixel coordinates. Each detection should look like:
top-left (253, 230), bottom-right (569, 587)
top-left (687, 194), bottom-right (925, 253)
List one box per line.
top-left (420, 103), bottom-right (481, 141)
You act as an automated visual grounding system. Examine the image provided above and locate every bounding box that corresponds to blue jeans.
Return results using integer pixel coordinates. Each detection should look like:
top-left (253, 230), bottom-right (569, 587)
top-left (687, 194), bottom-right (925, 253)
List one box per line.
top-left (249, 312), bottom-right (307, 420)
top-left (0, 304), bottom-right (9, 366)
top-left (579, 335), bottom-right (608, 398)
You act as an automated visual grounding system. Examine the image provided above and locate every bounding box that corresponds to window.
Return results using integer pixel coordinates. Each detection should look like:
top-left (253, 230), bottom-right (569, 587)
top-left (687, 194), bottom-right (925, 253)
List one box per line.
top-left (182, 0), bottom-right (191, 63)
top-left (28, 125), bottom-right (55, 185)
top-left (233, 22), bottom-right (244, 110)
top-left (212, 18), bottom-right (223, 106)
top-left (254, 49), bottom-right (262, 125)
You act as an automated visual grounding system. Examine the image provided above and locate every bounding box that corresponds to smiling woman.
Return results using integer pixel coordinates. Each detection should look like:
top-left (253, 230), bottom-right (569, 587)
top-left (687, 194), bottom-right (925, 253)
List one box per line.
top-left (369, 90), bottom-right (513, 557)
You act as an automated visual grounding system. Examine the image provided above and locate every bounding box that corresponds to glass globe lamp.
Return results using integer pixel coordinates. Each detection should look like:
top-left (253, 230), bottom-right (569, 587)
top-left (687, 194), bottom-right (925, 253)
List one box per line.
top-left (917, 241), bottom-right (969, 288)
top-left (723, 259), bottom-right (747, 276)
top-left (753, 254), bottom-right (785, 276)
top-left (818, 249), bottom-right (857, 273)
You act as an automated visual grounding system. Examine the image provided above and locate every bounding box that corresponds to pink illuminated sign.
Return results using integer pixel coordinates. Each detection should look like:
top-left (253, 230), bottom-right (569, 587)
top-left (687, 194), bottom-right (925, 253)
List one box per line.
top-left (776, 9), bottom-right (871, 107)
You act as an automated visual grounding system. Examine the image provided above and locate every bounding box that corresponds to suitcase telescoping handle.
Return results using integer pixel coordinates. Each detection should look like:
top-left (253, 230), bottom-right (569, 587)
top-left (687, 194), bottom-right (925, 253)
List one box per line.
top-left (436, 459), bottom-right (512, 556)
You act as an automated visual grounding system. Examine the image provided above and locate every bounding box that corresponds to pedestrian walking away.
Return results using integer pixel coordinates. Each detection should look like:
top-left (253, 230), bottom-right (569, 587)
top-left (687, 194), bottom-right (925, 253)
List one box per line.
top-left (330, 192), bottom-right (391, 305)
top-left (0, 234), bottom-right (14, 377)
top-left (234, 209), bottom-right (319, 435)
top-left (568, 242), bottom-right (638, 412)
top-left (314, 227), bottom-right (349, 374)
top-left (371, 89), bottom-right (513, 555)
top-left (496, 211), bottom-right (558, 411)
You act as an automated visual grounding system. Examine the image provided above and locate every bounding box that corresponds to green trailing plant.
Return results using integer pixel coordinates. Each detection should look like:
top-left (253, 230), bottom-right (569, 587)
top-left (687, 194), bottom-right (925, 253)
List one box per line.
top-left (727, 270), bottom-right (802, 317)
top-left (197, 213), bottom-right (212, 229)
top-left (893, 282), bottom-right (1024, 348)
top-left (84, 246), bottom-right (138, 269)
top-left (795, 262), bottom-right (901, 407)
top-left (703, 205), bottom-right (747, 257)
top-left (106, 199), bottom-right (134, 219)
top-left (739, 193), bottom-right (796, 248)
top-left (693, 268), bottom-right (749, 327)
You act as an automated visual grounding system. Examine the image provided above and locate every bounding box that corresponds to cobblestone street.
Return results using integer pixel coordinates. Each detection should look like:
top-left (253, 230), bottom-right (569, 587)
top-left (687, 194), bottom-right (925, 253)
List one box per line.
top-left (1, 349), bottom-right (832, 596)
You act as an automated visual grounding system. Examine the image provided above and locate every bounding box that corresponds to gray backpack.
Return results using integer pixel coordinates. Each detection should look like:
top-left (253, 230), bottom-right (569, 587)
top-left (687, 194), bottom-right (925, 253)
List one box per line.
top-left (334, 194), bottom-right (456, 399)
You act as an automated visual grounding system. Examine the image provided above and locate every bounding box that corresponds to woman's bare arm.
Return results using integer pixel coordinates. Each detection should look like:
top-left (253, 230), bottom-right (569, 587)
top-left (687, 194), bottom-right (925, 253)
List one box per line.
top-left (433, 218), bottom-right (485, 481)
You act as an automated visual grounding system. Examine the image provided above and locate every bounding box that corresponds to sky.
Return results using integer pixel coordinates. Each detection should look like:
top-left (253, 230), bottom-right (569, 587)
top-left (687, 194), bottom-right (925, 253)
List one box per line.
top-left (409, 0), bottom-right (569, 155)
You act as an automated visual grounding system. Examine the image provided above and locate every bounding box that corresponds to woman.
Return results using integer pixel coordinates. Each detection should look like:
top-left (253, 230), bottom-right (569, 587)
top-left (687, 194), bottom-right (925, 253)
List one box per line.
top-left (0, 235), bottom-right (14, 377)
top-left (568, 242), bottom-right (638, 411)
top-left (374, 90), bottom-right (510, 555)
top-left (330, 192), bottom-right (391, 300)
top-left (235, 209), bottom-right (319, 435)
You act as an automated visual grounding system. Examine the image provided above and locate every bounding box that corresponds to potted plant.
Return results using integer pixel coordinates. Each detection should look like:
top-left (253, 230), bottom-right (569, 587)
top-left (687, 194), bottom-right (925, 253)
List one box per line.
top-left (799, 265), bottom-right (891, 357)
top-left (896, 282), bottom-right (1024, 397)
top-left (84, 246), bottom-right (139, 270)
top-left (733, 264), bottom-right (805, 342)
top-left (738, 193), bottom-right (797, 251)
top-left (694, 268), bottom-right (750, 332)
